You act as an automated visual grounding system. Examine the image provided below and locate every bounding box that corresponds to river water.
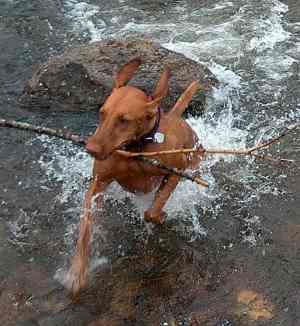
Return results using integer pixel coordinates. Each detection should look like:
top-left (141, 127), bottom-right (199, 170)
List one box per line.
top-left (0, 1), bottom-right (300, 325)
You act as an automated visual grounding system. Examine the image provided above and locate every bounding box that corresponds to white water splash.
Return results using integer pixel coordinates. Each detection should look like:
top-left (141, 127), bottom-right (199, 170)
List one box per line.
top-left (247, 1), bottom-right (289, 52)
top-left (55, 255), bottom-right (109, 287)
top-left (64, 0), bottom-right (106, 40)
top-left (33, 135), bottom-right (92, 205)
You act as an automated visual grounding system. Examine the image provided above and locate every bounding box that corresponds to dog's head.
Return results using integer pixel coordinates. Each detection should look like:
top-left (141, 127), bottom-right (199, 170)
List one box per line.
top-left (86, 59), bottom-right (170, 160)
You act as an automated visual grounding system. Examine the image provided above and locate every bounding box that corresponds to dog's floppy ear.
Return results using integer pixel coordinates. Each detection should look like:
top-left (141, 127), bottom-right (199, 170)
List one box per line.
top-left (114, 58), bottom-right (142, 89)
top-left (145, 96), bottom-right (163, 118)
top-left (153, 66), bottom-right (171, 99)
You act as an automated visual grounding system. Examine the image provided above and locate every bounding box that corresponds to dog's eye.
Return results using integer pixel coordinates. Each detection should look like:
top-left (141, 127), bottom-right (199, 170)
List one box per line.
top-left (118, 116), bottom-right (128, 125)
top-left (146, 113), bottom-right (154, 121)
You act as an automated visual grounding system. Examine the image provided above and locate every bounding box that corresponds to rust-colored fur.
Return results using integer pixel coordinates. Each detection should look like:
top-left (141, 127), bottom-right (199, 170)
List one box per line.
top-left (66, 59), bottom-right (203, 296)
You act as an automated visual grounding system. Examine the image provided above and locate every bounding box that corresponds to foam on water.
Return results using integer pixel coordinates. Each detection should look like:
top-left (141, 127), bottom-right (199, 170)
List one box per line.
top-left (34, 135), bottom-right (92, 205)
top-left (247, 1), bottom-right (289, 52)
top-left (242, 1), bottom-right (295, 81)
top-left (64, 0), bottom-right (106, 40)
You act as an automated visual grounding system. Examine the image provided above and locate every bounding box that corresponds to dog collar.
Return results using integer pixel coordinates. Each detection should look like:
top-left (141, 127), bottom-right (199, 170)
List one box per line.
top-left (140, 105), bottom-right (161, 142)
top-left (125, 105), bottom-right (164, 151)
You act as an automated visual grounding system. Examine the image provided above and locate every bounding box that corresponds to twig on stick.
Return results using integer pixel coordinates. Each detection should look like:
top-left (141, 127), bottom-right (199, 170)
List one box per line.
top-left (247, 123), bottom-right (298, 153)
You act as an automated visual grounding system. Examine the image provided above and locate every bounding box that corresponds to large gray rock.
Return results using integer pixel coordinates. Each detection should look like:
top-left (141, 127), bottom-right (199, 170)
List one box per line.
top-left (20, 37), bottom-right (218, 115)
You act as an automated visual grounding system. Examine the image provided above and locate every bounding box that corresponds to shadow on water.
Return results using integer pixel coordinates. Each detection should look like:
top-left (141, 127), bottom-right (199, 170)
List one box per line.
top-left (1, 0), bottom-right (300, 325)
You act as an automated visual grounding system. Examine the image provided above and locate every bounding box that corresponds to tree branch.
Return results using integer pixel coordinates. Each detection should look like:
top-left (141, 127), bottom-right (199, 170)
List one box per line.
top-left (0, 119), bottom-right (86, 146)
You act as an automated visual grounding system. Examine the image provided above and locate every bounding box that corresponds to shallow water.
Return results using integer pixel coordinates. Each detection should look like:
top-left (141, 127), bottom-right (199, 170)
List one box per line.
top-left (0, 0), bottom-right (300, 325)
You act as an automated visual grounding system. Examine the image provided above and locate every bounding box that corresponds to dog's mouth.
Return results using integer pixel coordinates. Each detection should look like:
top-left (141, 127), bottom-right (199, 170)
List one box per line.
top-left (90, 139), bottom-right (135, 160)
top-left (94, 153), bottom-right (111, 160)
top-left (116, 137), bottom-right (138, 151)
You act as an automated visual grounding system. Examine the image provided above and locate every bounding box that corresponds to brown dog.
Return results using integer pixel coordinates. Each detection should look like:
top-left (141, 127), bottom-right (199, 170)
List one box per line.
top-left (66, 58), bottom-right (203, 296)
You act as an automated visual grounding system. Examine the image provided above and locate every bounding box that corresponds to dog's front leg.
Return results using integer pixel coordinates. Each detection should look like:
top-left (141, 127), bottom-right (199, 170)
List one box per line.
top-left (66, 177), bottom-right (109, 297)
top-left (144, 175), bottom-right (180, 224)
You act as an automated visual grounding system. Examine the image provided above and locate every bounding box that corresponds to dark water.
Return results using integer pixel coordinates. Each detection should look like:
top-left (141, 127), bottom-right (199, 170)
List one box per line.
top-left (0, 1), bottom-right (300, 325)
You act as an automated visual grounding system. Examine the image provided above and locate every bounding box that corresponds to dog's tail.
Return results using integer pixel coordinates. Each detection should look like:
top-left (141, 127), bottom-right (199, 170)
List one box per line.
top-left (169, 81), bottom-right (203, 117)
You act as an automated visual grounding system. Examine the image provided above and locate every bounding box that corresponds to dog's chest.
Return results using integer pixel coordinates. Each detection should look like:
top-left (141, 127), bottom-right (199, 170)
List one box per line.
top-left (115, 174), bottom-right (162, 194)
top-left (113, 158), bottom-right (163, 193)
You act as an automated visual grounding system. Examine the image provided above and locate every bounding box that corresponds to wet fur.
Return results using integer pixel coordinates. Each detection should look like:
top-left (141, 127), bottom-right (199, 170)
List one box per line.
top-left (66, 59), bottom-right (202, 296)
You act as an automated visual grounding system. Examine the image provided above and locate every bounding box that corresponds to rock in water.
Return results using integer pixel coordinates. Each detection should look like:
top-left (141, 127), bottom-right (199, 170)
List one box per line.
top-left (20, 37), bottom-right (218, 115)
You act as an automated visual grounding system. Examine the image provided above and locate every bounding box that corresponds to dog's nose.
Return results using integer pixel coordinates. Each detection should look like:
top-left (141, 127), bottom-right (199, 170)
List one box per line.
top-left (85, 141), bottom-right (99, 156)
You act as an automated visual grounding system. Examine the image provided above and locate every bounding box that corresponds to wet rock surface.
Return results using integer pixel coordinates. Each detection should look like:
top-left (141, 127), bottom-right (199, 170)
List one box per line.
top-left (20, 38), bottom-right (217, 114)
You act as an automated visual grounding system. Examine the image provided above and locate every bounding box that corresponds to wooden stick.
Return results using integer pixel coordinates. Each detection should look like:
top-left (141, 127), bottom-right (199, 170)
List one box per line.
top-left (0, 118), bottom-right (208, 187)
top-left (117, 147), bottom-right (259, 158)
top-left (250, 153), bottom-right (294, 164)
top-left (117, 147), bottom-right (293, 164)
top-left (247, 123), bottom-right (299, 153)
top-left (0, 119), bottom-right (86, 146)
top-left (116, 147), bottom-right (206, 157)
top-left (117, 124), bottom-right (299, 164)
top-left (137, 156), bottom-right (209, 187)
top-left (205, 150), bottom-right (294, 164)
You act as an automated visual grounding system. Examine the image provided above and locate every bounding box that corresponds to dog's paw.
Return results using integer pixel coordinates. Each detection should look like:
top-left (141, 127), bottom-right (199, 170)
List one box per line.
top-left (65, 259), bottom-right (88, 297)
top-left (144, 209), bottom-right (166, 224)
